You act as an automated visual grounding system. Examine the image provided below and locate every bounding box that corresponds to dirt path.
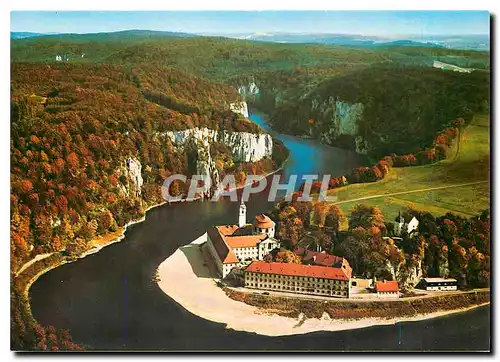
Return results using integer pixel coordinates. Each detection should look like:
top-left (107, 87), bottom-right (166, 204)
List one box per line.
top-left (333, 180), bottom-right (489, 206)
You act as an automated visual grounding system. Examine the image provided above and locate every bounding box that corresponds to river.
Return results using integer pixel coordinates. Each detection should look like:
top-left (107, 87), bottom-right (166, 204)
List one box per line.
top-left (29, 111), bottom-right (490, 351)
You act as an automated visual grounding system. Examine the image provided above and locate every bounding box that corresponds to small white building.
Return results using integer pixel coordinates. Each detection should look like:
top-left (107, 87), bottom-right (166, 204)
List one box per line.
top-left (423, 277), bottom-right (458, 291)
top-left (395, 212), bottom-right (419, 236)
top-left (206, 202), bottom-right (280, 278)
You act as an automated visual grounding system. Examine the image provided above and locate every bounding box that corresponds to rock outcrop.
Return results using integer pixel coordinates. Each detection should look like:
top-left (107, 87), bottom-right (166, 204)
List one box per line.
top-left (310, 98), bottom-right (365, 153)
top-left (230, 101), bottom-right (249, 118)
top-left (116, 157), bottom-right (144, 197)
top-left (164, 128), bottom-right (273, 193)
top-left (398, 259), bottom-right (424, 290)
top-left (237, 82), bottom-right (260, 97)
top-left (164, 128), bottom-right (272, 163)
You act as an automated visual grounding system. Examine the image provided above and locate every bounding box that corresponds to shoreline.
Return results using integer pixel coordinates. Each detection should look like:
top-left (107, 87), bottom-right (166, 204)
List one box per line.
top-left (19, 200), bottom-right (168, 311)
top-left (17, 157), bottom-right (287, 327)
top-left (156, 237), bottom-right (489, 337)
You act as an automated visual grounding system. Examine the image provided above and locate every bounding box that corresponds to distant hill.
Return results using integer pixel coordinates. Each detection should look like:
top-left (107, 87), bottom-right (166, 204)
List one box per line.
top-left (11, 32), bottom-right (50, 39)
top-left (379, 40), bottom-right (445, 48)
top-left (11, 29), bottom-right (196, 43)
top-left (229, 32), bottom-right (381, 47)
top-left (12, 30), bottom-right (490, 51)
top-left (220, 32), bottom-right (490, 51)
top-left (11, 32), bottom-right (489, 77)
top-left (269, 66), bottom-right (490, 157)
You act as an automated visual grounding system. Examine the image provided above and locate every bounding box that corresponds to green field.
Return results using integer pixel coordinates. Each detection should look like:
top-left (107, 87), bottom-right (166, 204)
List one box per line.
top-left (328, 114), bottom-right (490, 221)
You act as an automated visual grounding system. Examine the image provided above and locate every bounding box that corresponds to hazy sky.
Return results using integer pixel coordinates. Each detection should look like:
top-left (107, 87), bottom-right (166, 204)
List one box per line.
top-left (11, 11), bottom-right (490, 36)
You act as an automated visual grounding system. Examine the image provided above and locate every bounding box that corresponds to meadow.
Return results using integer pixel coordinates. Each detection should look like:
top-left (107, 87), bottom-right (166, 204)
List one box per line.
top-left (329, 114), bottom-right (490, 221)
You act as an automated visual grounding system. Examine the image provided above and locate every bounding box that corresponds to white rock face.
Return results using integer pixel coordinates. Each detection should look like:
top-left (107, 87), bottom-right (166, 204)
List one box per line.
top-left (163, 128), bottom-right (273, 193)
top-left (336, 101), bottom-right (363, 135)
top-left (385, 260), bottom-right (397, 281)
top-left (399, 259), bottom-right (423, 290)
top-left (164, 128), bottom-right (272, 163)
top-left (50, 218), bottom-right (61, 228)
top-left (230, 101), bottom-right (249, 118)
top-left (123, 157), bottom-right (143, 197)
top-left (237, 82), bottom-right (260, 96)
top-left (314, 98), bottom-right (363, 138)
top-left (194, 137), bottom-right (220, 193)
top-left (309, 97), bottom-right (366, 153)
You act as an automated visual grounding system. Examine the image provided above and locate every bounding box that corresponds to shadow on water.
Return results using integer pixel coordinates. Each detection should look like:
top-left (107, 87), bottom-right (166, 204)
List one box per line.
top-left (28, 111), bottom-right (490, 351)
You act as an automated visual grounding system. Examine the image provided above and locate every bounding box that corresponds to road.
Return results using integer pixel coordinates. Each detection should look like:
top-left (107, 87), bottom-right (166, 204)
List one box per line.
top-left (332, 180), bottom-right (489, 206)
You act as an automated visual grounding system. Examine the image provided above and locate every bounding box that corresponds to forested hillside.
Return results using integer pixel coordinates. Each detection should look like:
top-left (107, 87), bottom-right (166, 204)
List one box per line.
top-left (269, 66), bottom-right (490, 158)
top-left (12, 32), bottom-right (490, 77)
top-left (10, 61), bottom-right (287, 350)
top-left (10, 61), bottom-right (279, 271)
top-left (10, 32), bottom-right (490, 350)
top-left (10, 32), bottom-right (490, 280)
top-left (12, 34), bottom-right (490, 158)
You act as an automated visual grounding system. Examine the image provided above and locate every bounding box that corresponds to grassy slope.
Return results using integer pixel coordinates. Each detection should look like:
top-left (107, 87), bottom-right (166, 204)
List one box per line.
top-left (328, 114), bottom-right (490, 220)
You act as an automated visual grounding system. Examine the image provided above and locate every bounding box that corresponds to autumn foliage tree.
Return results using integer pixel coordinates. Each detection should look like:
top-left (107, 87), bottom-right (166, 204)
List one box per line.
top-left (274, 250), bottom-right (302, 264)
top-left (274, 203), bottom-right (305, 248)
top-left (11, 62), bottom-right (280, 350)
top-left (348, 204), bottom-right (386, 234)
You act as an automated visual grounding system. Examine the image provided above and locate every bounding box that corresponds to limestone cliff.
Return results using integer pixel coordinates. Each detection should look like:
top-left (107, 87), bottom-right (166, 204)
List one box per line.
top-left (164, 128), bottom-right (272, 162)
top-left (237, 82), bottom-right (260, 97)
top-left (163, 128), bottom-right (273, 193)
top-left (314, 99), bottom-right (362, 138)
top-left (236, 81), bottom-right (366, 153)
top-left (312, 98), bottom-right (364, 150)
top-left (230, 101), bottom-right (249, 118)
top-left (116, 157), bottom-right (144, 198)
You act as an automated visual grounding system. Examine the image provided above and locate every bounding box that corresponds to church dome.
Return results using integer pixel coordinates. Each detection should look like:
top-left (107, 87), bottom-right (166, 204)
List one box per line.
top-left (253, 214), bottom-right (275, 229)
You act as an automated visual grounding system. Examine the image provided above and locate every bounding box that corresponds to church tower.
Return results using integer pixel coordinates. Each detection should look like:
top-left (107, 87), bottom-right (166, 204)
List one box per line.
top-left (395, 211), bottom-right (405, 236)
top-left (238, 201), bottom-right (247, 227)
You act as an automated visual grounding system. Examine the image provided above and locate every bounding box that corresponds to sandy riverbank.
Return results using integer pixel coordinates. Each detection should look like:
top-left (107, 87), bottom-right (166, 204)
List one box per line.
top-left (156, 237), bottom-right (489, 337)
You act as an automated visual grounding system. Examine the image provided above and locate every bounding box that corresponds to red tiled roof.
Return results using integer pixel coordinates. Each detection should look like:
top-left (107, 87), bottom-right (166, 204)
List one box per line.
top-left (223, 251), bottom-right (239, 264)
top-left (226, 235), bottom-right (267, 248)
top-left (294, 248), bottom-right (353, 278)
top-left (209, 225), bottom-right (269, 264)
top-left (215, 225), bottom-right (267, 249)
top-left (253, 214), bottom-right (275, 229)
top-left (375, 280), bottom-right (399, 293)
top-left (207, 227), bottom-right (239, 264)
top-left (216, 225), bottom-right (239, 237)
top-left (246, 261), bottom-right (350, 281)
